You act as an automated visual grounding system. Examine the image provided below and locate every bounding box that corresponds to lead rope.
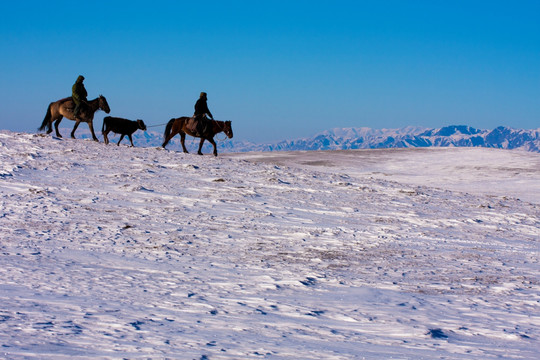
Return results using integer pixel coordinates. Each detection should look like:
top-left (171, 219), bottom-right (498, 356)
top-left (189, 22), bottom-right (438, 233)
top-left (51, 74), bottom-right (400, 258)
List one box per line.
top-left (146, 122), bottom-right (169, 128)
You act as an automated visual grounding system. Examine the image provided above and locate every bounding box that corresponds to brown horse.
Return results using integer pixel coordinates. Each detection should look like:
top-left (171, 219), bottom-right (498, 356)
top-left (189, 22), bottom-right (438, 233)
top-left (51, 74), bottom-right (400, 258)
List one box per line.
top-left (162, 117), bottom-right (233, 156)
top-left (39, 95), bottom-right (111, 141)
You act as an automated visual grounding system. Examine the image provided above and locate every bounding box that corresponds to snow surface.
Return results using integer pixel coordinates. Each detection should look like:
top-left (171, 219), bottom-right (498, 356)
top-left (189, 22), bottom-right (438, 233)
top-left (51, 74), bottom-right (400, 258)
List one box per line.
top-left (1, 130), bottom-right (539, 359)
top-left (229, 147), bottom-right (540, 204)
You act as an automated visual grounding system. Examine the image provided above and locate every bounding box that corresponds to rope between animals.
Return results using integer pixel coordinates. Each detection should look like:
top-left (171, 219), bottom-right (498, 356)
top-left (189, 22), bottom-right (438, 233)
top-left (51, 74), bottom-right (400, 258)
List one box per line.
top-left (146, 122), bottom-right (168, 128)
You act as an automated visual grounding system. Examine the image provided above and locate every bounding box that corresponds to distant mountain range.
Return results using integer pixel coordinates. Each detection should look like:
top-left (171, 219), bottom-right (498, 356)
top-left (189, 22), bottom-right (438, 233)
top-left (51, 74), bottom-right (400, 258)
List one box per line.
top-left (65, 125), bottom-right (540, 153)
top-left (255, 125), bottom-right (540, 153)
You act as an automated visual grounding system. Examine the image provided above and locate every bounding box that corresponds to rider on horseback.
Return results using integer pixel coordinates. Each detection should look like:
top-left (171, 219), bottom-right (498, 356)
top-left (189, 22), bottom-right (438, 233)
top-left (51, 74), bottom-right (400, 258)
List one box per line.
top-left (72, 75), bottom-right (88, 120)
top-left (194, 92), bottom-right (213, 136)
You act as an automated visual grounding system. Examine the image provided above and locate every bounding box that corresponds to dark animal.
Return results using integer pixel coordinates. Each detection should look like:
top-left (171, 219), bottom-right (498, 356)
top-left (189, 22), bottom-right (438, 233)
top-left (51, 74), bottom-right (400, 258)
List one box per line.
top-left (39, 95), bottom-right (111, 141)
top-left (102, 117), bottom-right (147, 147)
top-left (162, 117), bottom-right (233, 156)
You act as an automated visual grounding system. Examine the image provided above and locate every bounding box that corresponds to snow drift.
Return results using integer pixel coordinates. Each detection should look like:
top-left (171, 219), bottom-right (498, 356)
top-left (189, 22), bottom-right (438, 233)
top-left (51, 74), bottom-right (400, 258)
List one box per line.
top-left (1, 130), bottom-right (539, 359)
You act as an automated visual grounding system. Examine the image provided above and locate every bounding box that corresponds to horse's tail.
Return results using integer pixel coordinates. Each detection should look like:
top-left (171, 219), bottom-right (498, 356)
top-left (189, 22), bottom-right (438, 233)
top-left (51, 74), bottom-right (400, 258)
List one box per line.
top-left (38, 103), bottom-right (52, 131)
top-left (162, 118), bottom-right (176, 147)
top-left (163, 118), bottom-right (175, 138)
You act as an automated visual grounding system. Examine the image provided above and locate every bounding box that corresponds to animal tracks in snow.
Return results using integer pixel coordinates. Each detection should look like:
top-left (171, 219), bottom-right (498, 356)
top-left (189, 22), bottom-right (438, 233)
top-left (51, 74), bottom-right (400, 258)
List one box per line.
top-left (0, 131), bottom-right (539, 359)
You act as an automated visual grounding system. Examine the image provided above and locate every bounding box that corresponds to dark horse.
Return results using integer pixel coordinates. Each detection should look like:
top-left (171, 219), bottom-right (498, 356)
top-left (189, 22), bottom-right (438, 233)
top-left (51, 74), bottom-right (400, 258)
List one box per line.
top-left (39, 95), bottom-right (111, 141)
top-left (162, 117), bottom-right (233, 156)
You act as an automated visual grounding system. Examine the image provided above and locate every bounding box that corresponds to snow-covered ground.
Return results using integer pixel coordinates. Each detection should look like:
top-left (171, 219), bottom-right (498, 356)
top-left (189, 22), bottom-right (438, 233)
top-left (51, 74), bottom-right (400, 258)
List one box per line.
top-left (1, 130), bottom-right (539, 359)
top-left (230, 147), bottom-right (540, 204)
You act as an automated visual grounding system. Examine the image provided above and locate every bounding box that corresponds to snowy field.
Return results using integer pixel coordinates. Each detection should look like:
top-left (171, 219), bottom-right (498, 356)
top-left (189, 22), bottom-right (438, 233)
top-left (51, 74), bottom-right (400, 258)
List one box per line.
top-left (1, 130), bottom-right (539, 359)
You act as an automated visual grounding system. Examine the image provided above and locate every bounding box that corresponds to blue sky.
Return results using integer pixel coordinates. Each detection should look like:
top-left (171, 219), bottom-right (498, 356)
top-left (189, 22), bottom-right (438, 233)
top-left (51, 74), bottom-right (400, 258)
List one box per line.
top-left (1, 1), bottom-right (538, 142)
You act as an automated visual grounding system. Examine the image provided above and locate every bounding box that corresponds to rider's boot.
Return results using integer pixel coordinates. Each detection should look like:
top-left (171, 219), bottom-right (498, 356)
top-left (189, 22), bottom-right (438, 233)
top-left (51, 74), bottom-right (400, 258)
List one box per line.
top-left (197, 119), bottom-right (204, 136)
top-left (73, 105), bottom-right (80, 120)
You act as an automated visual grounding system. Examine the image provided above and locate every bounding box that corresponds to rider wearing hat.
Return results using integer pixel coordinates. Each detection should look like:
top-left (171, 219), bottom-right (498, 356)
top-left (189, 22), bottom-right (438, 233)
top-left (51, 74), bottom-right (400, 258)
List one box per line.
top-left (72, 75), bottom-right (88, 120)
top-left (194, 92), bottom-right (213, 136)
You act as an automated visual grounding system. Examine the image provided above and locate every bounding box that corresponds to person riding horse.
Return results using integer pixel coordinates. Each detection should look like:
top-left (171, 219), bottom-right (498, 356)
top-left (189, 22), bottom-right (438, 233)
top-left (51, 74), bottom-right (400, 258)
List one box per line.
top-left (194, 92), bottom-right (213, 136)
top-left (72, 75), bottom-right (88, 120)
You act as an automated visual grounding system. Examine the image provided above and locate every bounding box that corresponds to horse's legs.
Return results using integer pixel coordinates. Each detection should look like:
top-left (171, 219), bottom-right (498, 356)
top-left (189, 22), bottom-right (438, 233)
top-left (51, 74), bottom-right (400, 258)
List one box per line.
top-left (53, 118), bottom-right (63, 137)
top-left (197, 138), bottom-right (206, 155)
top-left (208, 137), bottom-right (218, 156)
top-left (87, 121), bottom-right (99, 142)
top-left (180, 132), bottom-right (189, 153)
top-left (117, 135), bottom-right (125, 146)
top-left (47, 118), bottom-right (53, 133)
top-left (162, 133), bottom-right (171, 147)
top-left (71, 120), bottom-right (81, 139)
top-left (103, 130), bottom-right (109, 145)
top-left (163, 132), bottom-right (176, 148)
top-left (128, 134), bottom-right (135, 147)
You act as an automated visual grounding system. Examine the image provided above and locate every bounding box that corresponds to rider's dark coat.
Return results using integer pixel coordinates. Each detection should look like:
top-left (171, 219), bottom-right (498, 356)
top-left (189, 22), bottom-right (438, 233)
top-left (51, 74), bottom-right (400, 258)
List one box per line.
top-left (194, 97), bottom-right (213, 119)
top-left (192, 93), bottom-right (213, 136)
top-left (72, 76), bottom-right (87, 106)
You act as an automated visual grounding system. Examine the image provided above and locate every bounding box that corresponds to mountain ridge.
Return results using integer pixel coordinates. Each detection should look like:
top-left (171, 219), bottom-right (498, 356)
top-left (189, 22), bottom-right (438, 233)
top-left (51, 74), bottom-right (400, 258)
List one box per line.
top-left (52, 124), bottom-right (540, 153)
top-left (261, 125), bottom-right (540, 153)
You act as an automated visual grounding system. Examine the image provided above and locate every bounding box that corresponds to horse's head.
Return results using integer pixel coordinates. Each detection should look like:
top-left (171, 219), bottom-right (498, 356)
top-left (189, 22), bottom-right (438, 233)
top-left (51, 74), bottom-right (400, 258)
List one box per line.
top-left (223, 120), bottom-right (233, 139)
top-left (98, 95), bottom-right (111, 114)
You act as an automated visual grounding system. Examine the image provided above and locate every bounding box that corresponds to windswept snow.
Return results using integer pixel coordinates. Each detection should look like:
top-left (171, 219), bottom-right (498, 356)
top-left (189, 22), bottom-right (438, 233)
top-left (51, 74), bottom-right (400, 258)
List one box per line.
top-left (1, 130), bottom-right (539, 359)
top-left (230, 147), bottom-right (540, 204)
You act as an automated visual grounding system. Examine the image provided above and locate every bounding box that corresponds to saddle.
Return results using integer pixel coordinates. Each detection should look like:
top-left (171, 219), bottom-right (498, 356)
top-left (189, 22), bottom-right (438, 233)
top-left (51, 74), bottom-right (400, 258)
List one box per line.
top-left (60, 97), bottom-right (84, 112)
top-left (187, 116), bottom-right (208, 137)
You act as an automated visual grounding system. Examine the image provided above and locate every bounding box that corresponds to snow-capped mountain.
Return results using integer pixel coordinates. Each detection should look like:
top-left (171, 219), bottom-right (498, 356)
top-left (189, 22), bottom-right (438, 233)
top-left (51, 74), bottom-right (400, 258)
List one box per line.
top-left (261, 125), bottom-right (540, 152)
top-left (59, 124), bottom-right (540, 153)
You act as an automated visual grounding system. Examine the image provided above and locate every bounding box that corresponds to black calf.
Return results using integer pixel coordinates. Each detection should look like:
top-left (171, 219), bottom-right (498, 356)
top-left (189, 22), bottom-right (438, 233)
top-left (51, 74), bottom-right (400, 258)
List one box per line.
top-left (102, 116), bottom-right (147, 147)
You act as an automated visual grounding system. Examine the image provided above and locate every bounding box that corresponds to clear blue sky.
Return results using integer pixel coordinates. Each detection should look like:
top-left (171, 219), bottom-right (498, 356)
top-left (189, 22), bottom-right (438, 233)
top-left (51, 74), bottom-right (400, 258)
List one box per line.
top-left (1, 1), bottom-right (538, 142)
